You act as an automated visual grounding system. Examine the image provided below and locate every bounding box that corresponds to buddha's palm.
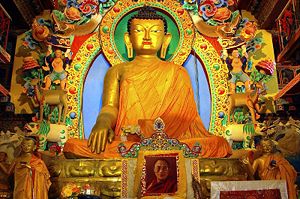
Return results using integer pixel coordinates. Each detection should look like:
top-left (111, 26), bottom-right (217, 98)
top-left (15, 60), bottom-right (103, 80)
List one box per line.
top-left (88, 120), bottom-right (115, 153)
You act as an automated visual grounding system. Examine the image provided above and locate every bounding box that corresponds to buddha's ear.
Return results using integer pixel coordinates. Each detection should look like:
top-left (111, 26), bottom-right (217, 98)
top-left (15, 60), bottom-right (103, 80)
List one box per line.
top-left (160, 33), bottom-right (172, 59)
top-left (124, 32), bottom-right (133, 58)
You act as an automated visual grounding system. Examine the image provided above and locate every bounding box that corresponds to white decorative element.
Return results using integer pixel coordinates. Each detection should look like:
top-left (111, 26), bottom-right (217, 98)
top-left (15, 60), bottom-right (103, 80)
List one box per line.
top-left (224, 124), bottom-right (257, 148)
top-left (121, 125), bottom-right (142, 141)
top-left (211, 180), bottom-right (288, 199)
top-left (24, 122), bottom-right (69, 150)
top-left (0, 127), bottom-right (24, 163)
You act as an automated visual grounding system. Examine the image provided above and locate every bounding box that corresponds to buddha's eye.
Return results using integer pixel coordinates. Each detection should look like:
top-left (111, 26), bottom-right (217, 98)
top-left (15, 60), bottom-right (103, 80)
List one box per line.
top-left (134, 29), bottom-right (143, 33)
top-left (151, 30), bottom-right (161, 33)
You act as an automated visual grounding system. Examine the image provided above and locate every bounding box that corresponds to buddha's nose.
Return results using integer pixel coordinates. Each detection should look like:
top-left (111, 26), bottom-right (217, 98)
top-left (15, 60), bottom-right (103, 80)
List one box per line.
top-left (144, 30), bottom-right (151, 40)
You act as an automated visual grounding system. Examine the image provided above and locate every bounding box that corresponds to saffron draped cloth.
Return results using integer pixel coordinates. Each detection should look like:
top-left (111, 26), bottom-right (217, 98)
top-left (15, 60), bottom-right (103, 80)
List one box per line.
top-left (64, 61), bottom-right (232, 158)
top-left (258, 154), bottom-right (297, 199)
top-left (14, 155), bottom-right (51, 199)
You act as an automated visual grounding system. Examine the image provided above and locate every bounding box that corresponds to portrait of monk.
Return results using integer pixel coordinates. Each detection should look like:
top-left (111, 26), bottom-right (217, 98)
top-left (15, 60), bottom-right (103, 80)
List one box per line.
top-left (145, 157), bottom-right (177, 195)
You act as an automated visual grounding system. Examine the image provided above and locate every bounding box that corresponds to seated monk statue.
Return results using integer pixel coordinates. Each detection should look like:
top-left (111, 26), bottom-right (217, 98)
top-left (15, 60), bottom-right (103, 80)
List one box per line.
top-left (242, 139), bottom-right (297, 199)
top-left (64, 6), bottom-right (232, 158)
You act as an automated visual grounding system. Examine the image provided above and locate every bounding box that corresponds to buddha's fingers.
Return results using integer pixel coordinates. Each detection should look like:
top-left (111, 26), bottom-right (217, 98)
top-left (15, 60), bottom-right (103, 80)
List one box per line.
top-left (99, 131), bottom-right (108, 153)
top-left (108, 129), bottom-right (115, 143)
top-left (87, 132), bottom-right (94, 147)
top-left (91, 131), bottom-right (100, 153)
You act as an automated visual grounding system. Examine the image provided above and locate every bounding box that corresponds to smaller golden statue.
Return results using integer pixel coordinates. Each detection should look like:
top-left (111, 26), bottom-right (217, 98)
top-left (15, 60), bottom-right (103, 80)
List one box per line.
top-left (242, 139), bottom-right (297, 199)
top-left (0, 137), bottom-right (51, 199)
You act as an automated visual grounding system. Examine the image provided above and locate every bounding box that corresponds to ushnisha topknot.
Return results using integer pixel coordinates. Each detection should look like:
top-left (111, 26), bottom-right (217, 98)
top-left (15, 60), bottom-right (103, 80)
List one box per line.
top-left (127, 6), bottom-right (168, 34)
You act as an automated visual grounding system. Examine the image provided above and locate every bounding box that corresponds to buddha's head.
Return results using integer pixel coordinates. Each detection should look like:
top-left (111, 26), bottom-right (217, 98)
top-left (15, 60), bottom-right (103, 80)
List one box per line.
top-left (124, 6), bottom-right (172, 59)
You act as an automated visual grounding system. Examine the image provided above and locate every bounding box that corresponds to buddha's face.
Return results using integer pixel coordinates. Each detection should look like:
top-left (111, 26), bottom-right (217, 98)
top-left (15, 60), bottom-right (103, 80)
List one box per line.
top-left (129, 18), bottom-right (165, 56)
top-left (21, 139), bottom-right (36, 153)
top-left (154, 160), bottom-right (169, 182)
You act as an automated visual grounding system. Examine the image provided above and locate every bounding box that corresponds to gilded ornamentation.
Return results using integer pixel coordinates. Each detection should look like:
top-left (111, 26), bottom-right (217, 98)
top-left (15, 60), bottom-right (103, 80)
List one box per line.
top-left (197, 158), bottom-right (250, 198)
top-left (99, 161), bottom-right (122, 177)
top-left (193, 32), bottom-right (228, 135)
top-left (54, 159), bottom-right (122, 178)
top-left (192, 159), bottom-right (200, 182)
top-left (121, 159), bottom-right (128, 198)
top-left (49, 158), bottom-right (249, 198)
top-left (50, 159), bottom-right (122, 197)
top-left (65, 33), bottom-right (101, 138)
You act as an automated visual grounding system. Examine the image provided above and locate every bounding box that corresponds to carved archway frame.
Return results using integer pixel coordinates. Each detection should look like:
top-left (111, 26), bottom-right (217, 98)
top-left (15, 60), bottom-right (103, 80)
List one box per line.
top-left (66, 0), bottom-right (228, 138)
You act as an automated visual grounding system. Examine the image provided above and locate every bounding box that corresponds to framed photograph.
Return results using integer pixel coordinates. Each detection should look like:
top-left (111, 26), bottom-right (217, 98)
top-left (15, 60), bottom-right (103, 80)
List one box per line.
top-left (133, 150), bottom-right (187, 198)
top-left (211, 180), bottom-right (288, 199)
top-left (143, 153), bottom-right (178, 196)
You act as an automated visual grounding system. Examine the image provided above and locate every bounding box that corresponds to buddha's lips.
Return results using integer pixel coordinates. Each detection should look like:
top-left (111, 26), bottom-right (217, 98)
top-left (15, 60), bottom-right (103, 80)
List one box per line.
top-left (143, 41), bottom-right (152, 45)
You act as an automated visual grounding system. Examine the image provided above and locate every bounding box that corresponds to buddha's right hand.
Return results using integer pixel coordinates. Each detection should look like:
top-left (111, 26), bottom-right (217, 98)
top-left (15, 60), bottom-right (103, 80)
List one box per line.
top-left (88, 121), bottom-right (115, 153)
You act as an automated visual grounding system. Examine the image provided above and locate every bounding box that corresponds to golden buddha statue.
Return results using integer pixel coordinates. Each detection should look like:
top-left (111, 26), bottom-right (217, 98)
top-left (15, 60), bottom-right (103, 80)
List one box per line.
top-left (64, 6), bottom-right (231, 158)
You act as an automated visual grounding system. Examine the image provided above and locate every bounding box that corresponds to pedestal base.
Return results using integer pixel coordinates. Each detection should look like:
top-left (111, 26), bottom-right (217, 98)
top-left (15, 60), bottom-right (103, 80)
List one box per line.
top-left (48, 158), bottom-right (250, 198)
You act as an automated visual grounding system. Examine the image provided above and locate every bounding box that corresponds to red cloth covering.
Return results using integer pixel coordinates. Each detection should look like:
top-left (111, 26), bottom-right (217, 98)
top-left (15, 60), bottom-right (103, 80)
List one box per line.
top-left (220, 189), bottom-right (281, 199)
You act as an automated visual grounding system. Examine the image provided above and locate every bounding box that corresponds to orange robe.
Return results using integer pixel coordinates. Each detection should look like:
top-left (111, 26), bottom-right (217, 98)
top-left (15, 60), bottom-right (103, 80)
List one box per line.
top-left (64, 61), bottom-right (232, 158)
top-left (14, 155), bottom-right (51, 199)
top-left (258, 154), bottom-right (297, 199)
